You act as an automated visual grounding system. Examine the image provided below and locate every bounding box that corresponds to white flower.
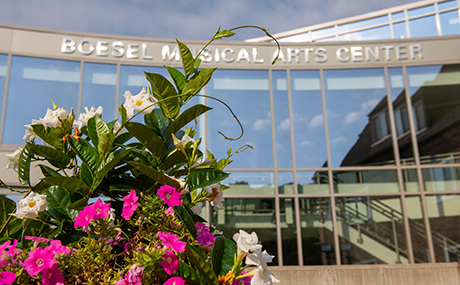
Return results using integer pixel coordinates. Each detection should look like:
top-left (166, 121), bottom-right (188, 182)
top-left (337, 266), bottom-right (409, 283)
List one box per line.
top-left (233, 230), bottom-right (263, 253)
top-left (123, 88), bottom-right (157, 118)
top-left (5, 149), bottom-right (21, 172)
top-left (204, 183), bottom-right (224, 211)
top-left (191, 202), bottom-right (203, 215)
top-left (251, 265), bottom-right (280, 285)
top-left (73, 106), bottom-right (104, 130)
top-left (40, 107), bottom-right (69, 128)
top-left (181, 134), bottom-right (195, 146)
top-left (23, 119), bottom-right (42, 142)
top-left (108, 208), bottom-right (116, 222)
top-left (16, 192), bottom-right (48, 219)
top-left (246, 249), bottom-right (275, 267)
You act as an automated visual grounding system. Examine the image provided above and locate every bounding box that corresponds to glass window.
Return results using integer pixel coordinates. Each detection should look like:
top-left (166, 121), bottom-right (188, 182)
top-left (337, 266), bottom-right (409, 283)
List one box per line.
top-left (392, 12), bottom-right (405, 21)
top-left (210, 198), bottom-right (278, 265)
top-left (426, 194), bottom-right (460, 262)
top-left (82, 62), bottom-right (117, 121)
top-left (297, 171), bottom-right (329, 194)
top-left (423, 167), bottom-right (460, 191)
top-left (300, 198), bottom-right (335, 265)
top-left (335, 196), bottom-right (408, 264)
top-left (312, 27), bottom-right (336, 40)
top-left (405, 196), bottom-right (430, 262)
top-left (407, 5), bottom-right (435, 18)
top-left (393, 21), bottom-right (408, 39)
top-left (278, 171), bottom-right (294, 194)
top-left (440, 10), bottom-right (460, 36)
top-left (280, 198), bottom-right (298, 265)
top-left (402, 169), bottom-right (420, 192)
top-left (409, 15), bottom-right (438, 38)
top-left (406, 64), bottom-right (460, 165)
top-left (324, 68), bottom-right (392, 167)
top-left (3, 56), bottom-right (80, 144)
top-left (272, 70), bottom-right (293, 168)
top-left (208, 69), bottom-right (273, 168)
top-left (290, 70), bottom-right (327, 168)
top-left (333, 170), bottom-right (399, 194)
top-left (338, 15), bottom-right (389, 33)
top-left (279, 33), bottom-right (309, 43)
top-left (0, 54), bottom-right (8, 133)
top-left (224, 172), bottom-right (275, 195)
top-left (339, 25), bottom-right (391, 41)
top-left (314, 36), bottom-right (336, 42)
top-left (438, 0), bottom-right (458, 11)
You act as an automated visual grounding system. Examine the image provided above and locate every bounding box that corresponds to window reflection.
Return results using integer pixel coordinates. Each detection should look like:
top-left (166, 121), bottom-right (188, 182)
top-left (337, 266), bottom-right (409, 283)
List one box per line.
top-left (0, 54), bottom-right (8, 135)
top-left (407, 5), bottom-right (435, 18)
top-left (440, 10), bottom-right (460, 36)
top-left (339, 25), bottom-right (391, 41)
top-left (338, 15), bottom-right (389, 33)
top-left (393, 22), bottom-right (408, 39)
top-left (3, 56), bottom-right (80, 144)
top-left (405, 196), bottom-right (430, 262)
top-left (300, 198), bottom-right (335, 265)
top-left (333, 170), bottom-right (399, 194)
top-left (210, 198), bottom-right (278, 265)
top-left (272, 70), bottom-right (293, 168)
top-left (336, 196), bottom-right (408, 264)
top-left (82, 63), bottom-right (117, 121)
top-left (402, 169), bottom-right (420, 192)
top-left (406, 64), bottom-right (460, 164)
top-left (423, 167), bottom-right (460, 191)
top-left (224, 172), bottom-right (275, 195)
top-left (324, 68), bottom-right (392, 167)
top-left (290, 70), bottom-right (327, 168)
top-left (392, 12), bottom-right (405, 21)
top-left (312, 27), bottom-right (336, 40)
top-left (280, 198), bottom-right (298, 265)
top-left (208, 70), bottom-right (273, 168)
top-left (426, 194), bottom-right (460, 262)
top-left (409, 15), bottom-right (438, 38)
top-left (438, 0), bottom-right (458, 11)
top-left (278, 171), bottom-right (294, 194)
top-left (297, 171), bottom-right (329, 194)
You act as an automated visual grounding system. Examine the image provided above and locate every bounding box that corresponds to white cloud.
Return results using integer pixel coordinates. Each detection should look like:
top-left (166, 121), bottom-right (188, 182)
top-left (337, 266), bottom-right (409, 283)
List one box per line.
top-left (332, 136), bottom-right (347, 144)
top-left (280, 118), bottom-right (290, 130)
top-left (361, 98), bottom-right (381, 112)
top-left (344, 111), bottom-right (362, 124)
top-left (253, 119), bottom-right (270, 130)
top-left (309, 114), bottom-right (324, 128)
top-left (299, 140), bottom-right (314, 147)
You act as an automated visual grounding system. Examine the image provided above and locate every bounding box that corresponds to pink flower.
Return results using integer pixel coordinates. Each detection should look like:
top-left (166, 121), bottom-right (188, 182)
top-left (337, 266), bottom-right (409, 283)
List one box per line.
top-left (25, 236), bottom-right (53, 244)
top-left (74, 206), bottom-right (96, 228)
top-left (116, 264), bottom-right (144, 285)
top-left (157, 231), bottom-right (186, 253)
top-left (91, 199), bottom-right (111, 219)
top-left (196, 232), bottom-right (215, 247)
top-left (159, 251), bottom-right (178, 275)
top-left (157, 185), bottom-right (182, 207)
top-left (0, 239), bottom-right (20, 266)
top-left (42, 263), bottom-right (64, 285)
top-left (195, 222), bottom-right (210, 235)
top-left (235, 271), bottom-right (252, 285)
top-left (122, 190), bottom-right (139, 221)
top-left (23, 247), bottom-right (55, 276)
top-left (0, 271), bottom-right (16, 285)
top-left (46, 240), bottom-right (70, 258)
top-left (164, 277), bottom-right (185, 285)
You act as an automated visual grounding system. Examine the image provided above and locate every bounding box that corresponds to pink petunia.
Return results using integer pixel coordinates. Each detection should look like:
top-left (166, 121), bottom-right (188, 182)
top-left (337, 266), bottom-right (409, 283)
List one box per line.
top-left (195, 222), bottom-right (210, 235)
top-left (157, 185), bottom-right (182, 207)
top-left (25, 236), bottom-right (53, 244)
top-left (42, 263), bottom-right (64, 285)
top-left (0, 271), bottom-right (16, 285)
top-left (74, 206), bottom-right (96, 228)
top-left (91, 199), bottom-right (111, 220)
top-left (164, 277), bottom-right (185, 285)
top-left (157, 231), bottom-right (186, 253)
top-left (235, 271), bottom-right (252, 285)
top-left (196, 232), bottom-right (215, 247)
top-left (159, 251), bottom-right (178, 275)
top-left (23, 247), bottom-right (55, 276)
top-left (0, 239), bottom-right (21, 266)
top-left (121, 190), bottom-right (139, 221)
top-left (46, 240), bottom-right (70, 258)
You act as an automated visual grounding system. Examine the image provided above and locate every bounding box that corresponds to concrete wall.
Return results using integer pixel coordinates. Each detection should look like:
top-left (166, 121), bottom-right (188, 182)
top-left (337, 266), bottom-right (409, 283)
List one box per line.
top-left (269, 263), bottom-right (460, 285)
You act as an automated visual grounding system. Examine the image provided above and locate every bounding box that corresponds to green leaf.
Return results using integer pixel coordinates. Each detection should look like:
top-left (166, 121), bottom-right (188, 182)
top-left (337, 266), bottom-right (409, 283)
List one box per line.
top-left (41, 176), bottom-right (89, 196)
top-left (161, 151), bottom-right (187, 171)
top-left (188, 169), bottom-right (230, 191)
top-left (177, 39), bottom-right (195, 77)
top-left (68, 137), bottom-right (99, 173)
top-left (112, 132), bottom-right (134, 147)
top-left (185, 244), bottom-right (219, 285)
top-left (125, 122), bottom-right (167, 162)
top-left (79, 163), bottom-right (93, 188)
top-left (165, 104), bottom-right (212, 141)
top-left (42, 186), bottom-right (72, 219)
top-left (28, 144), bottom-right (71, 169)
top-left (214, 29), bottom-right (235, 40)
top-left (37, 165), bottom-right (60, 177)
top-left (144, 108), bottom-right (171, 138)
top-left (18, 145), bottom-right (33, 186)
top-left (68, 197), bottom-right (89, 210)
top-left (0, 196), bottom-right (22, 238)
top-left (182, 68), bottom-right (216, 103)
top-left (211, 236), bottom-right (237, 277)
top-left (127, 161), bottom-right (180, 189)
top-left (166, 66), bottom-right (186, 94)
top-left (179, 261), bottom-right (201, 285)
top-left (145, 72), bottom-right (180, 119)
top-left (194, 58), bottom-right (202, 69)
top-left (96, 148), bottom-right (132, 180)
top-left (98, 133), bottom-right (115, 159)
top-left (87, 116), bottom-right (109, 150)
top-left (173, 205), bottom-right (197, 238)
top-left (30, 125), bottom-right (66, 151)
top-left (119, 104), bottom-right (128, 125)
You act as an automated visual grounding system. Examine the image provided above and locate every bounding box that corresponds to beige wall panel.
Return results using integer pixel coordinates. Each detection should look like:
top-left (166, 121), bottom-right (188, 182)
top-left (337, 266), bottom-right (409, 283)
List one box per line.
top-left (0, 28), bottom-right (12, 51)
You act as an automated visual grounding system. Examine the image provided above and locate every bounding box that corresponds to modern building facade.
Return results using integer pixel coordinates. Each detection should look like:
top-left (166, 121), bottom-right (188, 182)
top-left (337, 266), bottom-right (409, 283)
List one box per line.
top-left (1, 0), bottom-right (460, 272)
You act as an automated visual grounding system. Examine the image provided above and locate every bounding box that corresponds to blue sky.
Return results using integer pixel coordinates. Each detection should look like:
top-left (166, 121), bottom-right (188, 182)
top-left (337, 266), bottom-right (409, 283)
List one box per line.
top-left (1, 0), bottom-right (420, 41)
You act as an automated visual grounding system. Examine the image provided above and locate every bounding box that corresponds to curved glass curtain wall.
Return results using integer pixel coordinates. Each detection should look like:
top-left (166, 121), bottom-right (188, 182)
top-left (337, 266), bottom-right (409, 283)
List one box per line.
top-left (2, 52), bottom-right (460, 266)
top-left (278, 0), bottom-right (460, 42)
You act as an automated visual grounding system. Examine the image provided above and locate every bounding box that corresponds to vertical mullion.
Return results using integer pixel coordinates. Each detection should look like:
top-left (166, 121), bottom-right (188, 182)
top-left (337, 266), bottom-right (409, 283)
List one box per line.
top-left (435, 2), bottom-right (443, 36)
top-left (0, 53), bottom-right (12, 144)
top-left (115, 63), bottom-right (121, 120)
top-left (77, 61), bottom-right (84, 115)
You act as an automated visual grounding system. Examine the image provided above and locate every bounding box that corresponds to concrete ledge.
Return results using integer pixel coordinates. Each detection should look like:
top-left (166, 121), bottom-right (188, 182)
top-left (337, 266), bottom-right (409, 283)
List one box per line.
top-left (269, 263), bottom-right (460, 285)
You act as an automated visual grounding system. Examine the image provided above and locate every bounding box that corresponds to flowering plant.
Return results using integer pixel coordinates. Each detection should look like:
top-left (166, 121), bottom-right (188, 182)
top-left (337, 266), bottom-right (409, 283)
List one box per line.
top-left (0, 27), bottom-right (280, 284)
